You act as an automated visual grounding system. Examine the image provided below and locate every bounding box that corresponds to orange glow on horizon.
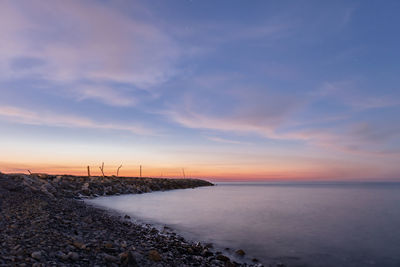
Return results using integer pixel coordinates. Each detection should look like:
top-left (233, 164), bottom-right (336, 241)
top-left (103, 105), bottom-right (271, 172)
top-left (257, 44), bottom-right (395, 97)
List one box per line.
top-left (0, 161), bottom-right (391, 182)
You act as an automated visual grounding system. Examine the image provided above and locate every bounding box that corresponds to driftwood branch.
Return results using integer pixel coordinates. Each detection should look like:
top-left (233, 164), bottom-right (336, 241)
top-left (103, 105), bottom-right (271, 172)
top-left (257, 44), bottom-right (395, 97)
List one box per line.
top-left (87, 166), bottom-right (91, 177)
top-left (27, 169), bottom-right (32, 175)
top-left (117, 164), bottom-right (123, 177)
top-left (99, 162), bottom-right (105, 177)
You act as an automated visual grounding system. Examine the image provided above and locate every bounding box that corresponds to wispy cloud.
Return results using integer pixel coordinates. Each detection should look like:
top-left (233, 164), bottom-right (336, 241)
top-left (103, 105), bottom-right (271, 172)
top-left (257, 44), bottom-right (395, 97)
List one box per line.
top-left (0, 105), bottom-right (153, 135)
top-left (207, 136), bottom-right (249, 145)
top-left (0, 0), bottom-right (181, 106)
top-left (165, 95), bottom-right (299, 139)
top-left (286, 122), bottom-right (400, 157)
top-left (73, 85), bottom-right (137, 107)
top-left (315, 81), bottom-right (400, 110)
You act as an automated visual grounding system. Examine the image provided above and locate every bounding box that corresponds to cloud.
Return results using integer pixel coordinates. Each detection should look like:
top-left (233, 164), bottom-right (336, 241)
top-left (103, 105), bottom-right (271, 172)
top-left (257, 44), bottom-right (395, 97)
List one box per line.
top-left (73, 85), bottom-right (137, 107)
top-left (165, 90), bottom-right (301, 140)
top-left (207, 137), bottom-right (249, 145)
top-left (315, 81), bottom-right (400, 110)
top-left (0, 0), bottom-right (181, 105)
top-left (286, 122), bottom-right (400, 157)
top-left (0, 105), bottom-right (153, 135)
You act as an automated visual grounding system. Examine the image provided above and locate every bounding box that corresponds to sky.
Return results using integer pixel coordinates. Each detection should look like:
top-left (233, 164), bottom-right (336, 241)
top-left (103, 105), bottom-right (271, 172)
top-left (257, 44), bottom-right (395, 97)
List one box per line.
top-left (0, 0), bottom-right (400, 181)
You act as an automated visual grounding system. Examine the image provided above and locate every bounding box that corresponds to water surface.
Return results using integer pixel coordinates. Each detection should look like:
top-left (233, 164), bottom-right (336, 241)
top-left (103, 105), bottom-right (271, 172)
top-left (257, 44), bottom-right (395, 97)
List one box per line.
top-left (87, 182), bottom-right (400, 266)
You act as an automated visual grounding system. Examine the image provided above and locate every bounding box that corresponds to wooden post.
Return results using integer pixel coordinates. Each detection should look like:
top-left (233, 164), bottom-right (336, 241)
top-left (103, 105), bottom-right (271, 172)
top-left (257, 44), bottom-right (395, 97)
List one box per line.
top-left (99, 162), bottom-right (105, 177)
top-left (140, 165), bottom-right (142, 178)
top-left (117, 164), bottom-right (123, 177)
top-left (87, 166), bottom-right (91, 177)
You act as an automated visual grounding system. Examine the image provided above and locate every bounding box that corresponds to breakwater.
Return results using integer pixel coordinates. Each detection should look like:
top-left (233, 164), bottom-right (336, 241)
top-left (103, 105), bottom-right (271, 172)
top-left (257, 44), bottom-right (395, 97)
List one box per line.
top-left (0, 172), bottom-right (262, 266)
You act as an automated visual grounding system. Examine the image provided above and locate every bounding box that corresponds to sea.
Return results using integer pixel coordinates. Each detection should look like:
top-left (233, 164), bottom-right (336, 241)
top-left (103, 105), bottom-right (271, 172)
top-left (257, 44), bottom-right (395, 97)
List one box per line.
top-left (86, 182), bottom-right (400, 267)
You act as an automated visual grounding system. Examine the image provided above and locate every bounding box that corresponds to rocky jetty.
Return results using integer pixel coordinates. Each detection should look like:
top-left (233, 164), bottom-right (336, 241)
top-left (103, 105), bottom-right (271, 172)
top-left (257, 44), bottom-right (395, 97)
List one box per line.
top-left (8, 173), bottom-right (214, 199)
top-left (0, 172), bottom-right (263, 266)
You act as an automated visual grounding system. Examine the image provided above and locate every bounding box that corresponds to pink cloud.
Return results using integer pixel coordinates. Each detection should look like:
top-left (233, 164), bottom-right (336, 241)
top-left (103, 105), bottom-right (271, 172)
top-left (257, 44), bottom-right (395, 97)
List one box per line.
top-left (206, 136), bottom-right (249, 145)
top-left (0, 105), bottom-right (153, 135)
top-left (73, 85), bottom-right (136, 107)
top-left (0, 0), bottom-right (181, 106)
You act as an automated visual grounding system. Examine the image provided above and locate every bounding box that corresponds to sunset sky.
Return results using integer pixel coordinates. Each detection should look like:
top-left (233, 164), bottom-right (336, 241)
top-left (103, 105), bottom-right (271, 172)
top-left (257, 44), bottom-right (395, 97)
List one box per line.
top-left (1, 0), bottom-right (399, 181)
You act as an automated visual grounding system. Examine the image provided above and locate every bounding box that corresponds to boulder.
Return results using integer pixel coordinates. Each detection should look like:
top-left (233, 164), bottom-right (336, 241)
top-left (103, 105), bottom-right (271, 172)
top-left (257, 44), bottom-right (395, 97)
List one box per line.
top-left (235, 249), bottom-right (246, 256)
top-left (148, 250), bottom-right (162, 262)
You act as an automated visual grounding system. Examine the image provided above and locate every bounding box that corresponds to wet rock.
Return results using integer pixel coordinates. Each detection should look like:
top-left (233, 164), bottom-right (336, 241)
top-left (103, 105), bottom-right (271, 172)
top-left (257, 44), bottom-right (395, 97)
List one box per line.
top-left (235, 249), bottom-right (246, 256)
top-left (216, 254), bottom-right (231, 262)
top-left (205, 243), bottom-right (214, 249)
top-left (0, 173), bottom-right (263, 267)
top-left (225, 261), bottom-right (237, 267)
top-left (202, 249), bottom-right (214, 257)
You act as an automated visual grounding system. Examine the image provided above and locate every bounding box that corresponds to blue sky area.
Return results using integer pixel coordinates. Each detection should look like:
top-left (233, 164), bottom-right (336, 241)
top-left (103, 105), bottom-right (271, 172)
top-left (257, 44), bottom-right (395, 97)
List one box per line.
top-left (0, 0), bottom-right (399, 180)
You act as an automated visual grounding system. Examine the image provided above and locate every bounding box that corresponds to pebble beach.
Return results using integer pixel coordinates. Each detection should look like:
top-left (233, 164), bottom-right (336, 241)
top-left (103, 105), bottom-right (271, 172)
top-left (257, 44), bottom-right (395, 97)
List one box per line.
top-left (0, 172), bottom-right (263, 266)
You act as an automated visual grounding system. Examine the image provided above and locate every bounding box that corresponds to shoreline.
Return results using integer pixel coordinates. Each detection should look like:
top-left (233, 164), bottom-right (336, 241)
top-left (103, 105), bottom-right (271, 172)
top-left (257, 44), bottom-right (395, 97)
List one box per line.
top-left (0, 172), bottom-right (263, 266)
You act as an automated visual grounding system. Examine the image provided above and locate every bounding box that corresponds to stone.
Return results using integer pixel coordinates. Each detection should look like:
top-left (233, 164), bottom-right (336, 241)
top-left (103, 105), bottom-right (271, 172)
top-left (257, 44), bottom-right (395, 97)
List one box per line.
top-left (216, 254), bottom-right (230, 262)
top-left (55, 251), bottom-right (68, 260)
top-left (148, 250), bottom-right (162, 262)
top-left (72, 241), bottom-right (86, 249)
top-left (120, 251), bottom-right (138, 266)
top-left (121, 241), bottom-right (128, 248)
top-left (31, 251), bottom-right (42, 260)
top-left (104, 253), bottom-right (119, 262)
top-left (202, 249), bottom-right (214, 257)
top-left (104, 242), bottom-right (114, 249)
top-left (67, 252), bottom-right (79, 261)
top-left (235, 249), bottom-right (246, 256)
top-left (205, 243), bottom-right (214, 249)
top-left (224, 261), bottom-right (236, 267)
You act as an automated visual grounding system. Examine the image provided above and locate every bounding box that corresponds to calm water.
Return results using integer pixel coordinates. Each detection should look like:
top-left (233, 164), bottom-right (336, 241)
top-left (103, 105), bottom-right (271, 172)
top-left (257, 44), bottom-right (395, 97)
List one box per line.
top-left (87, 182), bottom-right (400, 267)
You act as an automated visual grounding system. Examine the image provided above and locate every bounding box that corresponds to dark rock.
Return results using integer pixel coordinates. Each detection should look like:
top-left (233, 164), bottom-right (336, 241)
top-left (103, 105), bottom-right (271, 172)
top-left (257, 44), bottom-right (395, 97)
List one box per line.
top-left (72, 241), bottom-right (86, 249)
top-left (225, 261), bottom-right (237, 267)
top-left (0, 173), bottom-right (260, 267)
top-left (205, 243), bottom-right (214, 249)
top-left (216, 254), bottom-right (231, 262)
top-left (120, 251), bottom-right (138, 267)
top-left (235, 249), bottom-right (246, 256)
top-left (148, 250), bottom-right (162, 262)
top-left (31, 251), bottom-right (42, 260)
top-left (104, 253), bottom-right (119, 262)
top-left (67, 252), bottom-right (79, 261)
top-left (202, 249), bottom-right (214, 257)
top-left (55, 251), bottom-right (68, 260)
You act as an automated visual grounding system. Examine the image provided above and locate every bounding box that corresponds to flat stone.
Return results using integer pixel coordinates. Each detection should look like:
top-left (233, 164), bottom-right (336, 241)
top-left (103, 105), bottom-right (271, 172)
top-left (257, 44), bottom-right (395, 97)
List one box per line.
top-left (31, 251), bottom-right (42, 260)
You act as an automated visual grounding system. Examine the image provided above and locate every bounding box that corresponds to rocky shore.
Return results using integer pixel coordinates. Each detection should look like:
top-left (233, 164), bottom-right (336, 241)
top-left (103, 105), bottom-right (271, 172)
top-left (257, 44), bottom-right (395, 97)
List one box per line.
top-left (0, 172), bottom-right (264, 266)
top-left (10, 173), bottom-right (214, 199)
